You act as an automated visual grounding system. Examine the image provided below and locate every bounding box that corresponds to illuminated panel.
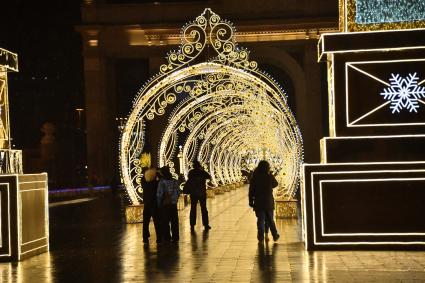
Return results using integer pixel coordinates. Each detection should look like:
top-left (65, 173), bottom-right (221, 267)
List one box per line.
top-left (319, 178), bottom-right (425, 236)
top-left (356, 0), bottom-right (425, 24)
top-left (302, 162), bottom-right (425, 250)
top-left (322, 135), bottom-right (425, 163)
top-left (319, 30), bottom-right (425, 136)
top-left (0, 183), bottom-right (10, 257)
top-left (319, 29), bottom-right (425, 58)
top-left (18, 174), bottom-right (48, 258)
top-left (345, 59), bottom-right (425, 129)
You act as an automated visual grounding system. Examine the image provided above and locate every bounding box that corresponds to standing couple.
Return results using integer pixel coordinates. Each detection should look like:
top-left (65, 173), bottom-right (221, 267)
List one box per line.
top-left (142, 160), bottom-right (211, 244)
top-left (142, 166), bottom-right (180, 244)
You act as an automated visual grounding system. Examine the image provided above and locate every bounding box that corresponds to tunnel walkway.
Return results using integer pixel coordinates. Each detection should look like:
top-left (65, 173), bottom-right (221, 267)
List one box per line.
top-left (2, 187), bottom-right (425, 282)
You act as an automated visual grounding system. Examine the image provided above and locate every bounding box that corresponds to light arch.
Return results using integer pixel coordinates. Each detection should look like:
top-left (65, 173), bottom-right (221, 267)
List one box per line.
top-left (119, 9), bottom-right (303, 205)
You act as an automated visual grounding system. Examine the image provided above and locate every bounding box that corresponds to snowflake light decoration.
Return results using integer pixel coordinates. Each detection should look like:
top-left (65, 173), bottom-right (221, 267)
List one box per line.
top-left (381, 73), bottom-right (425, 113)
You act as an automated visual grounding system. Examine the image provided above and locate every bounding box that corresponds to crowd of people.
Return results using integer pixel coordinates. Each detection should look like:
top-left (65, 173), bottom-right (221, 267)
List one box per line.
top-left (141, 160), bottom-right (280, 244)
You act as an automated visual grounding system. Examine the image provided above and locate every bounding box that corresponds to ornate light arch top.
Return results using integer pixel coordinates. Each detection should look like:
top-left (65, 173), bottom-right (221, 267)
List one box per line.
top-left (120, 9), bottom-right (303, 205)
top-left (160, 8), bottom-right (257, 75)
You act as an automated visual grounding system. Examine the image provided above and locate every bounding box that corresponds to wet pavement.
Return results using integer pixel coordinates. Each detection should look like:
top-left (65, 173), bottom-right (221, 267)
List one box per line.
top-left (1, 187), bottom-right (425, 282)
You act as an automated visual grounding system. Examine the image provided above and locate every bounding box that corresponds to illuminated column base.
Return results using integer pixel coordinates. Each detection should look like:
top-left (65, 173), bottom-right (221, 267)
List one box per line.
top-left (0, 173), bottom-right (49, 262)
top-left (214, 186), bottom-right (225, 194)
top-left (125, 205), bottom-right (143, 223)
top-left (275, 199), bottom-right (298, 219)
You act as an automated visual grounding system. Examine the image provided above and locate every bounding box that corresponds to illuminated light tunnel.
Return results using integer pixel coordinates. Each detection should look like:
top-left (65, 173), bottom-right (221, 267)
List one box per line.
top-left (119, 9), bottom-right (303, 205)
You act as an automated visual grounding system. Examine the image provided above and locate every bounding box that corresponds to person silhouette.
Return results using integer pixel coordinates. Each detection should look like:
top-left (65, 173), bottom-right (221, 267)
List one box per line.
top-left (141, 167), bottom-right (161, 244)
top-left (157, 166), bottom-right (180, 242)
top-left (187, 160), bottom-right (211, 231)
top-left (249, 160), bottom-right (280, 242)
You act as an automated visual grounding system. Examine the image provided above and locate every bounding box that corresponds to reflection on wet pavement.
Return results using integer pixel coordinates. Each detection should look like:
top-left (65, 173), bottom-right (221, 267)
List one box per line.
top-left (1, 187), bottom-right (425, 282)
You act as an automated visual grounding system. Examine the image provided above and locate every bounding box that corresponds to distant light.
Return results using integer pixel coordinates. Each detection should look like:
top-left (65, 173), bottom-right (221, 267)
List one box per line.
top-left (88, 40), bottom-right (98, 47)
top-left (153, 1), bottom-right (160, 5)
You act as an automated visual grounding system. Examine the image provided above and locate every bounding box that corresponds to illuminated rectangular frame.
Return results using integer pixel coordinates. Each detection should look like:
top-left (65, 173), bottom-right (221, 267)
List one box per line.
top-left (302, 162), bottom-right (425, 249)
top-left (320, 135), bottom-right (425, 163)
top-left (305, 167), bottom-right (425, 248)
top-left (339, 0), bottom-right (425, 32)
top-left (318, 29), bottom-right (425, 63)
top-left (345, 58), bottom-right (425, 128)
top-left (17, 175), bottom-right (49, 259)
top-left (319, 178), bottom-right (425, 237)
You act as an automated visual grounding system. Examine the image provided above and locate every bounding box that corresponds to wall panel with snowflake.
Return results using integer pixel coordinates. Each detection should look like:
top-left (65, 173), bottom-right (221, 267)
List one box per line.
top-left (320, 29), bottom-right (425, 136)
top-left (344, 59), bottom-right (425, 128)
top-left (303, 25), bottom-right (425, 251)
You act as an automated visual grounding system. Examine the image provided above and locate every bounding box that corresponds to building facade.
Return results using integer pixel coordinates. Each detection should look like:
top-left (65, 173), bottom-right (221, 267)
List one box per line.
top-left (77, 0), bottom-right (339, 185)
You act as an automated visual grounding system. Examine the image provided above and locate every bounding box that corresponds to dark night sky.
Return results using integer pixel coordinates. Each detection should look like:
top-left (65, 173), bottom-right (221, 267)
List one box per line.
top-left (1, 0), bottom-right (84, 149)
top-left (0, 1), bottom-right (86, 187)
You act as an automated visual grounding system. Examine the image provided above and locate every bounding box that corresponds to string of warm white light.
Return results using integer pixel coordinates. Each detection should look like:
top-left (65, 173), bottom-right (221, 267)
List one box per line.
top-left (340, 0), bottom-right (425, 31)
top-left (119, 8), bottom-right (303, 205)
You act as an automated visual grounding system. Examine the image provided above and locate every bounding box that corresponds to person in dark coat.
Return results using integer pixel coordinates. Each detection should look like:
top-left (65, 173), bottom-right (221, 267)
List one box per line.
top-left (187, 160), bottom-right (211, 231)
top-left (249, 160), bottom-right (280, 242)
top-left (157, 166), bottom-right (180, 242)
top-left (141, 167), bottom-right (161, 244)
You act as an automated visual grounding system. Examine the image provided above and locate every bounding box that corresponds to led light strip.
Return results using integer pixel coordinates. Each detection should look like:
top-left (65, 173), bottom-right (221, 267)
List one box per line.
top-left (344, 58), bottom-right (425, 127)
top-left (303, 168), bottom-right (425, 249)
top-left (319, 178), bottom-right (425, 236)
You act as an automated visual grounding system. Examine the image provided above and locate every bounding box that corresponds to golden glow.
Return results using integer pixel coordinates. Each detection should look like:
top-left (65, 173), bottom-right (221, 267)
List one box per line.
top-left (0, 68), bottom-right (11, 149)
top-left (139, 153), bottom-right (151, 168)
top-left (120, 9), bottom-right (303, 205)
top-left (88, 40), bottom-right (98, 47)
top-left (0, 48), bottom-right (18, 72)
top-left (339, 0), bottom-right (425, 32)
top-left (0, 50), bottom-right (23, 174)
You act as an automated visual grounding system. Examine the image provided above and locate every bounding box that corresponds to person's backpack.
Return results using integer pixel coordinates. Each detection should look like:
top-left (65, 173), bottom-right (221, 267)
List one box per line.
top-left (162, 189), bottom-right (172, 206)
